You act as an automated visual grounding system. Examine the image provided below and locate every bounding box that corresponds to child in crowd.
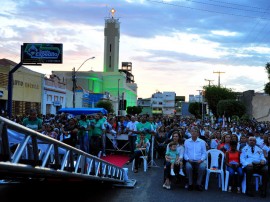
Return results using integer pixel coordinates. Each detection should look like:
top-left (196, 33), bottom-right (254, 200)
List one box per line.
top-left (179, 157), bottom-right (185, 176)
top-left (165, 142), bottom-right (185, 176)
top-left (126, 133), bottom-right (150, 173)
top-left (225, 140), bottom-right (243, 193)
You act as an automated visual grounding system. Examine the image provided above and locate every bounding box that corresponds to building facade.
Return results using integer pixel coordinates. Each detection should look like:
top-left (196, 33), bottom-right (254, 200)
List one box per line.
top-left (137, 98), bottom-right (152, 115)
top-left (42, 74), bottom-right (66, 115)
top-left (0, 59), bottom-right (43, 116)
top-left (151, 92), bottom-right (163, 115)
top-left (53, 10), bottom-right (138, 114)
top-left (149, 91), bottom-right (176, 116)
top-left (162, 92), bottom-right (176, 115)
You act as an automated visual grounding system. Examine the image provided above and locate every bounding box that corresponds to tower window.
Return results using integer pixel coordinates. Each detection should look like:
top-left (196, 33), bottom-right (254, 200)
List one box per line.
top-left (110, 44), bottom-right (112, 52)
top-left (109, 56), bottom-right (111, 67)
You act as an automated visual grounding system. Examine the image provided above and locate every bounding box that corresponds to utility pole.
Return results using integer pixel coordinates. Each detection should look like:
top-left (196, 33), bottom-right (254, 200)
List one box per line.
top-left (118, 79), bottom-right (120, 116)
top-left (72, 67), bottom-right (76, 108)
top-left (204, 78), bottom-right (214, 87)
top-left (213, 71), bottom-right (225, 87)
top-left (121, 92), bottom-right (125, 115)
top-left (196, 90), bottom-right (204, 121)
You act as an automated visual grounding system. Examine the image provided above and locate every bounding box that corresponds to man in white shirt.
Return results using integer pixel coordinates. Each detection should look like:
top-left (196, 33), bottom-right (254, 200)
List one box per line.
top-left (240, 136), bottom-right (268, 198)
top-left (184, 126), bottom-right (207, 191)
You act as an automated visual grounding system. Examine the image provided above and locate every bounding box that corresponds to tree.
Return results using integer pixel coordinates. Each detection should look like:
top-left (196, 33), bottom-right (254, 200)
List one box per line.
top-left (126, 106), bottom-right (142, 115)
top-left (264, 82), bottom-right (270, 95)
top-left (217, 99), bottom-right (246, 118)
top-left (203, 85), bottom-right (236, 117)
top-left (188, 102), bottom-right (201, 118)
top-left (95, 100), bottom-right (114, 114)
top-left (264, 62), bottom-right (270, 95)
top-left (265, 62), bottom-right (270, 79)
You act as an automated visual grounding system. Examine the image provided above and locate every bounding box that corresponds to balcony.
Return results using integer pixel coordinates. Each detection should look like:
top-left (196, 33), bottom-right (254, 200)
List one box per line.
top-left (152, 103), bottom-right (163, 108)
top-left (163, 102), bottom-right (175, 107)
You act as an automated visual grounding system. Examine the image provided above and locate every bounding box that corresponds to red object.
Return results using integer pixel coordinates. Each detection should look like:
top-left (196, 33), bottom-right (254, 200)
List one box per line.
top-left (227, 151), bottom-right (240, 164)
top-left (101, 154), bottom-right (130, 168)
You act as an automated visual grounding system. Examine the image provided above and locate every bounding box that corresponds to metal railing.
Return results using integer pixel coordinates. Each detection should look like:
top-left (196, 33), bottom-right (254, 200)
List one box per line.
top-left (0, 116), bottom-right (127, 184)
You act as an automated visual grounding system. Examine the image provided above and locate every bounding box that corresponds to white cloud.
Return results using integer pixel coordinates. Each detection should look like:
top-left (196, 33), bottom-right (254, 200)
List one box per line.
top-left (211, 30), bottom-right (238, 37)
top-left (1, 0), bottom-right (270, 100)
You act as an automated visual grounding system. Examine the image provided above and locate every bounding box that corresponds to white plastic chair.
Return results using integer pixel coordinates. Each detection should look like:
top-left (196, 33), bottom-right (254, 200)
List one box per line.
top-left (241, 173), bottom-right (262, 193)
top-left (131, 155), bottom-right (148, 172)
top-left (224, 170), bottom-right (229, 191)
top-left (131, 142), bottom-right (150, 172)
top-left (205, 149), bottom-right (225, 191)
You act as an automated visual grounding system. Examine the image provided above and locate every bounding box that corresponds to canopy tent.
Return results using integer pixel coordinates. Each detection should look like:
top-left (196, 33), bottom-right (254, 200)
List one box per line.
top-left (58, 108), bottom-right (108, 115)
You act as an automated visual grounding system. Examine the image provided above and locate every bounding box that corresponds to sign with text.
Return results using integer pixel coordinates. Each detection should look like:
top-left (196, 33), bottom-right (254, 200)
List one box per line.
top-left (21, 43), bottom-right (63, 64)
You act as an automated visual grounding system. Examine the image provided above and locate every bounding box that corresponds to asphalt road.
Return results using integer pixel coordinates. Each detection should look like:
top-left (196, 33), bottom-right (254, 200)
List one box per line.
top-left (0, 159), bottom-right (269, 202)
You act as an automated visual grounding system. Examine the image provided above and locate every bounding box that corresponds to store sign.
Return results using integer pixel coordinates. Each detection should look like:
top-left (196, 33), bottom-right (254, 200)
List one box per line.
top-left (21, 43), bottom-right (63, 64)
top-left (53, 101), bottom-right (61, 106)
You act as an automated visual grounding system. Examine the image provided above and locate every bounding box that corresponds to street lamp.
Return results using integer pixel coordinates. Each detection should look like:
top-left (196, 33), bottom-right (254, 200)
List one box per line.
top-left (197, 89), bottom-right (204, 122)
top-left (118, 78), bottom-right (120, 116)
top-left (72, 56), bottom-right (95, 108)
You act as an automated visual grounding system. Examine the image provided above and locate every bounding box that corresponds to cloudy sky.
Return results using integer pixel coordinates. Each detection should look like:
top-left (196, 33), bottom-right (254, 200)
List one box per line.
top-left (1, 0), bottom-right (270, 100)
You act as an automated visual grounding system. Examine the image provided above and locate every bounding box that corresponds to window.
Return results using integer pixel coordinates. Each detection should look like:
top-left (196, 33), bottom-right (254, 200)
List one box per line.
top-left (109, 56), bottom-right (111, 67)
top-left (47, 95), bottom-right (52, 102)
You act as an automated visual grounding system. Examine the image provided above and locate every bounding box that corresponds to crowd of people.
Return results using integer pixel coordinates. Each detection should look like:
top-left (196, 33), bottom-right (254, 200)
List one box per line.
top-left (6, 109), bottom-right (270, 198)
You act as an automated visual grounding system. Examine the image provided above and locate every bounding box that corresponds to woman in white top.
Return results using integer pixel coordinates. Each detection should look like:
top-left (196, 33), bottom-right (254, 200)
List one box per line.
top-left (163, 131), bottom-right (185, 190)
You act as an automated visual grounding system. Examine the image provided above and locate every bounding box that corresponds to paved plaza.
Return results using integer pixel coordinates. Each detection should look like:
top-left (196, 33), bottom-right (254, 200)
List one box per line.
top-left (0, 158), bottom-right (269, 202)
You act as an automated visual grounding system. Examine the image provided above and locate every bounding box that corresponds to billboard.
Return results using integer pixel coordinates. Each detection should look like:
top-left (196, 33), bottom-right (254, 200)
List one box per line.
top-left (21, 43), bottom-right (63, 64)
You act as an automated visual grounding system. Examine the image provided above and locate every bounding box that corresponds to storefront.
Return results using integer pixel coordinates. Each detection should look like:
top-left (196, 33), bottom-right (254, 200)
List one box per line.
top-left (0, 59), bottom-right (44, 116)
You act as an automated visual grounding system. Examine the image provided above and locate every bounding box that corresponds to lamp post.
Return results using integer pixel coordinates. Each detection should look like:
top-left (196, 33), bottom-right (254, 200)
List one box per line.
top-left (118, 78), bottom-right (120, 116)
top-left (72, 56), bottom-right (95, 108)
top-left (197, 89), bottom-right (203, 121)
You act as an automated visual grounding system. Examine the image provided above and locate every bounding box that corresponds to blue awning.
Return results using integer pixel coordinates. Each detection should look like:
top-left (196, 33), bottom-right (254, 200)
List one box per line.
top-left (58, 108), bottom-right (108, 115)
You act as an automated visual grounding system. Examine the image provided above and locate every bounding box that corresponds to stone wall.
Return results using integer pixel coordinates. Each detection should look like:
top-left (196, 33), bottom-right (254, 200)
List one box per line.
top-left (252, 94), bottom-right (270, 121)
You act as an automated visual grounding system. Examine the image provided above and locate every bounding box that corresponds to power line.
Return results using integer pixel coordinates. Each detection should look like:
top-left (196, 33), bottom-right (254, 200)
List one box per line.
top-left (147, 0), bottom-right (270, 68)
top-left (224, 4), bottom-right (270, 67)
top-left (185, 0), bottom-right (269, 14)
top-left (208, 0), bottom-right (269, 11)
top-left (208, 0), bottom-right (267, 11)
top-left (146, 0), bottom-right (270, 20)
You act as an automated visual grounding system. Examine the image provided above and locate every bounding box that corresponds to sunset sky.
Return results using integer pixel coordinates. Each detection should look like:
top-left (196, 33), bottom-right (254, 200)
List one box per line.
top-left (1, 0), bottom-right (270, 100)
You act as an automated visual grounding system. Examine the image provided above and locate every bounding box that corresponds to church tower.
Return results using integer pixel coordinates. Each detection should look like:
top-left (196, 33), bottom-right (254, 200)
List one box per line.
top-left (103, 8), bottom-right (120, 73)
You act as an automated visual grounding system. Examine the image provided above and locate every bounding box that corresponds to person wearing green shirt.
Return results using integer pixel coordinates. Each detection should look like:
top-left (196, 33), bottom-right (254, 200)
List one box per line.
top-left (90, 114), bottom-right (105, 156)
top-left (22, 109), bottom-right (43, 132)
top-left (136, 116), bottom-right (153, 141)
top-left (78, 114), bottom-right (91, 153)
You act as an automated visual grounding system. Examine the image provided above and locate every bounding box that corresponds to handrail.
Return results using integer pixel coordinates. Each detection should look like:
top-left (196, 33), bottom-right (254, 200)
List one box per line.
top-left (0, 116), bottom-right (126, 183)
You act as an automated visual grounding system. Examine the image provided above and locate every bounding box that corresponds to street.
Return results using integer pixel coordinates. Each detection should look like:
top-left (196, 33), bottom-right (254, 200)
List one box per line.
top-left (0, 159), bottom-right (268, 202)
